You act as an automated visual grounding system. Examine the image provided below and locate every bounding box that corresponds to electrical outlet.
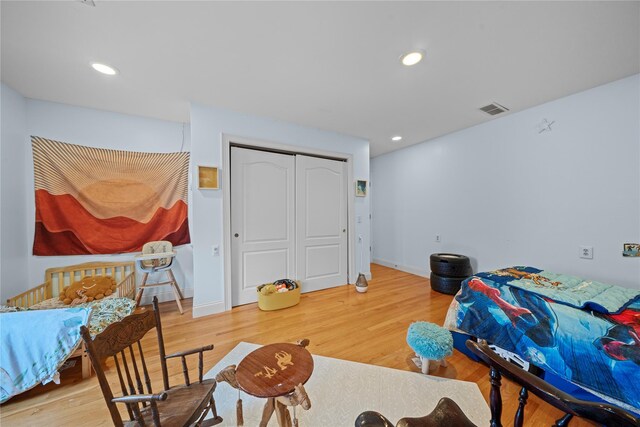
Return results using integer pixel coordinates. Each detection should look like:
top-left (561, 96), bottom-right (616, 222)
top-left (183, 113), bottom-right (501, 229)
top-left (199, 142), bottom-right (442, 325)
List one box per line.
top-left (580, 246), bottom-right (593, 259)
top-left (435, 234), bottom-right (441, 243)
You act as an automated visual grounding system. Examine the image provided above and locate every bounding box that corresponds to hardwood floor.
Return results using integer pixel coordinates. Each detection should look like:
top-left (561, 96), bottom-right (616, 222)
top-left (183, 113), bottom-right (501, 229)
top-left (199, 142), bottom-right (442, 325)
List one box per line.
top-left (1, 264), bottom-right (595, 426)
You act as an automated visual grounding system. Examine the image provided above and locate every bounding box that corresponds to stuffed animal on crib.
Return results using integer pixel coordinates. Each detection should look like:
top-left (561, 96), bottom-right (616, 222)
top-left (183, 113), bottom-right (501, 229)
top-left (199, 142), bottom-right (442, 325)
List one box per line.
top-left (60, 276), bottom-right (117, 305)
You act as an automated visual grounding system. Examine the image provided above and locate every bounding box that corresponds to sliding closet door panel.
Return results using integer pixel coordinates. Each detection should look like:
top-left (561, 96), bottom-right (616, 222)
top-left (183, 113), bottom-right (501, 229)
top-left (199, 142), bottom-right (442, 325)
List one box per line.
top-left (305, 168), bottom-right (342, 237)
top-left (242, 162), bottom-right (289, 242)
top-left (305, 246), bottom-right (340, 278)
top-left (296, 155), bottom-right (347, 292)
top-left (231, 147), bottom-right (295, 306)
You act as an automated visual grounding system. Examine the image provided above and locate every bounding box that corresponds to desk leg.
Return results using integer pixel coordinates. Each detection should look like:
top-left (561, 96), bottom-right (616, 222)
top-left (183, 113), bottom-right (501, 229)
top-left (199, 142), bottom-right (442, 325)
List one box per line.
top-left (275, 401), bottom-right (292, 427)
top-left (259, 398), bottom-right (275, 427)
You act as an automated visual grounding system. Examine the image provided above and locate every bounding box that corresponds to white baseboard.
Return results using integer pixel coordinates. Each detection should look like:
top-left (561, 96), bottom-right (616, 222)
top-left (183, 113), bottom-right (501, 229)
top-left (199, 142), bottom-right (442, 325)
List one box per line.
top-left (192, 300), bottom-right (226, 318)
top-left (372, 258), bottom-right (428, 278)
top-left (139, 286), bottom-right (194, 306)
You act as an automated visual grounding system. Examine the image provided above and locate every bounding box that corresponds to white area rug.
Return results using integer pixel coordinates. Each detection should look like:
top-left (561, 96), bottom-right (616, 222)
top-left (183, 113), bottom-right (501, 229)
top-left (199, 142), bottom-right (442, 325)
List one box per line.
top-left (205, 342), bottom-right (490, 427)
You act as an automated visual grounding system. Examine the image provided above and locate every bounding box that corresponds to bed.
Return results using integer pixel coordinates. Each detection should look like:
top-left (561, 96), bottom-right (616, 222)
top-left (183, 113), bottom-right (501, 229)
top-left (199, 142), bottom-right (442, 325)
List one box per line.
top-left (444, 266), bottom-right (640, 414)
top-left (2, 261), bottom-right (137, 402)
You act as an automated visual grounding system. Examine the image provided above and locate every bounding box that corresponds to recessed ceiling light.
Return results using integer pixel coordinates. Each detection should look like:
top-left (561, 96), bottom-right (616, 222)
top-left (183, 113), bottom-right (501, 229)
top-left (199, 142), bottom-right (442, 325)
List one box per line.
top-left (400, 51), bottom-right (424, 66)
top-left (91, 62), bottom-right (118, 75)
top-left (391, 136), bottom-right (402, 142)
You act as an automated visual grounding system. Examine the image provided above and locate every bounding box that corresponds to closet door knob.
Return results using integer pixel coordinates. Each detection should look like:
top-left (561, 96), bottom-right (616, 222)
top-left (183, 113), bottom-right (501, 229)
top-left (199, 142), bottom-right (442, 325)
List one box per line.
top-left (234, 233), bottom-right (239, 238)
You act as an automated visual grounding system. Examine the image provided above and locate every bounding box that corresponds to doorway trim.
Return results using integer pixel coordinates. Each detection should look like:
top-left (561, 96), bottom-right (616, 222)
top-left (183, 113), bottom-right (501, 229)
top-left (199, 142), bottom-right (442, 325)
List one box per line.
top-left (221, 133), bottom-right (356, 311)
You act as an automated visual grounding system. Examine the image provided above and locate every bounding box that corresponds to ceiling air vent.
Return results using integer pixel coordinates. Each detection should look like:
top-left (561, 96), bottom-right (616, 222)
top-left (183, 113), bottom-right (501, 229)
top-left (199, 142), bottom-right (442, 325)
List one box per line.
top-left (479, 103), bottom-right (509, 116)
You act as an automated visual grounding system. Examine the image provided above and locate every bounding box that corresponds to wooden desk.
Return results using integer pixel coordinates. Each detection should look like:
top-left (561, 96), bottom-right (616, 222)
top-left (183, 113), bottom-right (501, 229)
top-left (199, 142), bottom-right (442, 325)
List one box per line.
top-left (236, 343), bottom-right (314, 426)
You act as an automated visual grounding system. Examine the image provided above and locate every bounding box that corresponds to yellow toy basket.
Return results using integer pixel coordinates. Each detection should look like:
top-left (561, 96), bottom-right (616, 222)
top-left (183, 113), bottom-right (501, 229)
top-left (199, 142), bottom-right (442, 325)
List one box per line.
top-left (257, 280), bottom-right (301, 311)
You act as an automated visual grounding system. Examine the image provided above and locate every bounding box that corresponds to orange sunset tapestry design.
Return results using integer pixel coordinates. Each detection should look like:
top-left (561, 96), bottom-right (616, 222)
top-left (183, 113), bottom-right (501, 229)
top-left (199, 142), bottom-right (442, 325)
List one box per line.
top-left (32, 136), bottom-right (190, 255)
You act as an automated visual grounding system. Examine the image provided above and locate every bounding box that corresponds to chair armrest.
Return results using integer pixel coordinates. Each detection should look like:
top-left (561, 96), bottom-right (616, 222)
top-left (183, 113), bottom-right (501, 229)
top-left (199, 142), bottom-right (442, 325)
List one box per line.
top-left (165, 344), bottom-right (214, 359)
top-left (112, 392), bottom-right (167, 404)
top-left (135, 251), bottom-right (177, 261)
top-left (113, 393), bottom-right (168, 426)
top-left (165, 345), bottom-right (214, 385)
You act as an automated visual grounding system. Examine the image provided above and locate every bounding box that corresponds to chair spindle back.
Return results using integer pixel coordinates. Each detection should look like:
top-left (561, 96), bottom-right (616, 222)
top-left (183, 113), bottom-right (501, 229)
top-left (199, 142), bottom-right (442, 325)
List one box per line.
top-left (80, 299), bottom-right (170, 426)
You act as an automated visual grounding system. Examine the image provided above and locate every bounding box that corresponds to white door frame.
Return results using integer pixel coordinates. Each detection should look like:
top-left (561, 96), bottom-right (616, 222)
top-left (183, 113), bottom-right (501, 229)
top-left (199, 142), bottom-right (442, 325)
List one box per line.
top-left (221, 133), bottom-right (356, 311)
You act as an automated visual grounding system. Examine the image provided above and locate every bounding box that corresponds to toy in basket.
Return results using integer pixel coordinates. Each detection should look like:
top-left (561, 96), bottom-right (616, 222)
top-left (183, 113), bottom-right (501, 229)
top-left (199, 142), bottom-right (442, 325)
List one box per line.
top-left (257, 279), bottom-right (301, 311)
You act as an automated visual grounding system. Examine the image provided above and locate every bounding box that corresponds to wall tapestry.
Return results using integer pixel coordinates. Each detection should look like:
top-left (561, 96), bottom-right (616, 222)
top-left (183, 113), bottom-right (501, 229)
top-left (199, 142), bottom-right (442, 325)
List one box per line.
top-left (32, 136), bottom-right (190, 255)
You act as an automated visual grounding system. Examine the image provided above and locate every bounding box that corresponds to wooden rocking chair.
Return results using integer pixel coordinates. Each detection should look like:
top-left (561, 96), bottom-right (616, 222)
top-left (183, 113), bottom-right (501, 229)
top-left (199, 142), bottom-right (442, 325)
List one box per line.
top-left (80, 296), bottom-right (222, 427)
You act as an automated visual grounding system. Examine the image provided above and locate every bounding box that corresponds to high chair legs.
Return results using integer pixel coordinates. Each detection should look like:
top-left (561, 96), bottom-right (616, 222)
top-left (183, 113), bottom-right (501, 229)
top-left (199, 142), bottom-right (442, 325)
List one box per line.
top-left (135, 269), bottom-right (184, 314)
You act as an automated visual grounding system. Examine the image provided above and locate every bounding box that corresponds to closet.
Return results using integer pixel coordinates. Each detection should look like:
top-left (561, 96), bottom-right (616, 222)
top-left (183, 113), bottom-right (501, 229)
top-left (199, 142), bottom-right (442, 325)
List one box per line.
top-left (230, 146), bottom-right (348, 306)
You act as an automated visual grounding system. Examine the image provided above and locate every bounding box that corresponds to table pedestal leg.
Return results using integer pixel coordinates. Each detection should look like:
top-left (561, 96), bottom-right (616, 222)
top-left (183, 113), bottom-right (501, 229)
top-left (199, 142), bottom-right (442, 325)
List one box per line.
top-left (275, 400), bottom-right (292, 427)
top-left (259, 398), bottom-right (276, 427)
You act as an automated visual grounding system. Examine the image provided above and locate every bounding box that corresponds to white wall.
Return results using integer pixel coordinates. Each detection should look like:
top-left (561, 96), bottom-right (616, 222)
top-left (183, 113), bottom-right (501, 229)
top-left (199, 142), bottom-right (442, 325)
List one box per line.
top-left (190, 103), bottom-right (370, 316)
top-left (1, 83), bottom-right (29, 302)
top-left (1, 94), bottom-right (370, 313)
top-left (18, 99), bottom-right (193, 304)
top-left (372, 74), bottom-right (640, 289)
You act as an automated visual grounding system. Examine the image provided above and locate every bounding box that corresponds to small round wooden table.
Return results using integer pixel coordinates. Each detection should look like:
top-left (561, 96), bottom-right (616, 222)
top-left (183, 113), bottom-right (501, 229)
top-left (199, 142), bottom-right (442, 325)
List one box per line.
top-left (236, 343), bottom-right (314, 427)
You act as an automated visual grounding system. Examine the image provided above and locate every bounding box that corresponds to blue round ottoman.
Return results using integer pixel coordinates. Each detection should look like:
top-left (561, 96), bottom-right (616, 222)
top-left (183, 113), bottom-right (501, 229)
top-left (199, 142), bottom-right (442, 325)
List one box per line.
top-left (406, 321), bottom-right (453, 374)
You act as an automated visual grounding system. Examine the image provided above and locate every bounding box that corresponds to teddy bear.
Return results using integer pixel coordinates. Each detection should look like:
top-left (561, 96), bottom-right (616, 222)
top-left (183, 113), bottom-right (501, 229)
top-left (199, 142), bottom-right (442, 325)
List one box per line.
top-left (59, 276), bottom-right (117, 305)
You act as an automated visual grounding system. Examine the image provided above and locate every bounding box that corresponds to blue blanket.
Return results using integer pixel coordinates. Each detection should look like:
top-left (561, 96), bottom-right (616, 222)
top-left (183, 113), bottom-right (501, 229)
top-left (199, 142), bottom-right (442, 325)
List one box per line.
top-left (478, 267), bottom-right (639, 314)
top-left (0, 307), bottom-right (91, 403)
top-left (453, 271), bottom-right (640, 411)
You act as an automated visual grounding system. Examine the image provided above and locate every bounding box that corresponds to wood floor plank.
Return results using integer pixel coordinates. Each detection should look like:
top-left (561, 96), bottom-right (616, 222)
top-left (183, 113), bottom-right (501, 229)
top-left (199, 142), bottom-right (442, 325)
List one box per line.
top-left (1, 264), bottom-right (596, 426)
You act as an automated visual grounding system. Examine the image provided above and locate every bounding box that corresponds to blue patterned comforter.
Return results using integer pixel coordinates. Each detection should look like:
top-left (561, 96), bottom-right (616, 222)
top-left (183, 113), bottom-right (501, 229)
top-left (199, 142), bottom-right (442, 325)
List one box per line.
top-left (450, 267), bottom-right (640, 411)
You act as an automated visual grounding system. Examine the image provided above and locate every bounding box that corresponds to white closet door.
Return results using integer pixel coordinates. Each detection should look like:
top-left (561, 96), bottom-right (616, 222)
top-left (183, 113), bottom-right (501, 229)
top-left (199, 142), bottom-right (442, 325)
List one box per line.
top-left (231, 147), bottom-right (295, 306)
top-left (296, 155), bottom-right (348, 292)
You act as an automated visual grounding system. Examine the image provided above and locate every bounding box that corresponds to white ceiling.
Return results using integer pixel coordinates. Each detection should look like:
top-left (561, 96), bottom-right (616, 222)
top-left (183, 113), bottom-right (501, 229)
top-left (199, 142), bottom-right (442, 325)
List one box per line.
top-left (2, 1), bottom-right (639, 157)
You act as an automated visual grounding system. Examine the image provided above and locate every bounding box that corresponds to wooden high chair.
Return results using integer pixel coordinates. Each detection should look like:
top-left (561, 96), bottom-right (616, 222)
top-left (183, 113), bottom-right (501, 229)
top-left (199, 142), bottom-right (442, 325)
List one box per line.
top-left (135, 240), bottom-right (184, 314)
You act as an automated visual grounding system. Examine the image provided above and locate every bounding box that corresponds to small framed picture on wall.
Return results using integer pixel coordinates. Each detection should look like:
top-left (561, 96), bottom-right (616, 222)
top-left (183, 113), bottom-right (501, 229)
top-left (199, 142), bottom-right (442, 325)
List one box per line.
top-left (198, 166), bottom-right (219, 190)
top-left (623, 243), bottom-right (640, 257)
top-left (355, 180), bottom-right (367, 197)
